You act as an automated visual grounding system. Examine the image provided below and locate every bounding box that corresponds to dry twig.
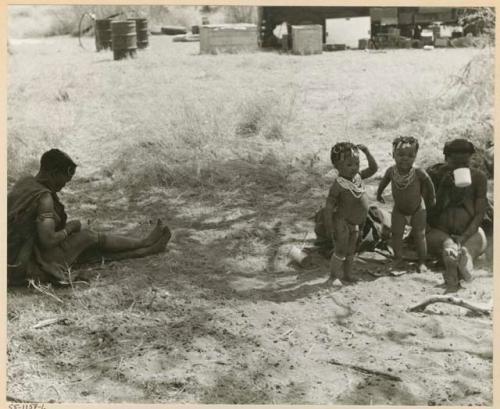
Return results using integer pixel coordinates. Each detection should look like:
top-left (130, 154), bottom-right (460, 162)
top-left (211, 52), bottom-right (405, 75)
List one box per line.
top-left (328, 358), bottom-right (402, 382)
top-left (28, 279), bottom-right (64, 304)
top-left (408, 295), bottom-right (492, 316)
top-left (32, 317), bottom-right (68, 329)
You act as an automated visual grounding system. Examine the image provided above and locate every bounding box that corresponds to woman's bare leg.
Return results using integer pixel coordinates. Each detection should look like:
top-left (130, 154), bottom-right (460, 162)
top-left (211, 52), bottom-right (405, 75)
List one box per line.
top-left (44, 229), bottom-right (99, 266)
top-left (426, 228), bottom-right (460, 292)
top-left (44, 222), bottom-right (170, 267)
top-left (101, 226), bottom-right (171, 261)
top-left (100, 220), bottom-right (164, 253)
top-left (458, 227), bottom-right (487, 282)
top-left (426, 228), bottom-right (448, 256)
top-left (143, 219), bottom-right (166, 246)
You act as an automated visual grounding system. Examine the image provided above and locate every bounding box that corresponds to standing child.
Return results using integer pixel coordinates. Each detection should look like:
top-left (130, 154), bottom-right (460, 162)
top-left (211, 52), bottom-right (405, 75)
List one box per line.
top-left (325, 143), bottom-right (378, 285)
top-left (376, 136), bottom-right (436, 273)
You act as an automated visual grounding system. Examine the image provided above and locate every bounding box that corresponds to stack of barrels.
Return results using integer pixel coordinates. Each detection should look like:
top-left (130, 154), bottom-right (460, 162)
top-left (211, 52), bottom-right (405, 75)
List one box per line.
top-left (95, 19), bottom-right (112, 51)
top-left (94, 17), bottom-right (149, 60)
top-left (129, 18), bottom-right (149, 49)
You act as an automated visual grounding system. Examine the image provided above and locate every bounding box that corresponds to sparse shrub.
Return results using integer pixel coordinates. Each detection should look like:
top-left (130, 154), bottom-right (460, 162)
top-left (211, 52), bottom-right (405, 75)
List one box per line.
top-left (369, 46), bottom-right (493, 171)
top-left (107, 91), bottom-right (303, 195)
top-left (223, 6), bottom-right (258, 24)
top-left (262, 121), bottom-right (284, 141)
top-left (458, 7), bottom-right (495, 42)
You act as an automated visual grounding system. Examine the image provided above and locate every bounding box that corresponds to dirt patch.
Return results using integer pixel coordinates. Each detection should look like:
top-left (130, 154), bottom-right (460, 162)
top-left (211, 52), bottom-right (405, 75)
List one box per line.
top-left (7, 36), bottom-right (493, 404)
top-left (7, 175), bottom-right (493, 404)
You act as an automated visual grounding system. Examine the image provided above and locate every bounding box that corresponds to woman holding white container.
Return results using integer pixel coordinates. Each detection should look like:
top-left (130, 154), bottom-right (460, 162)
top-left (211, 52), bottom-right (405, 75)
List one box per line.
top-left (426, 139), bottom-right (488, 293)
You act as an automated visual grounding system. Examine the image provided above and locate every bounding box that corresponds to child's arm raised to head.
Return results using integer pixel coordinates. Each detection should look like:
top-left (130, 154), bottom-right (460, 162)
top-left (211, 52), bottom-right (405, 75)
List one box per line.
top-left (324, 183), bottom-right (340, 242)
top-left (357, 144), bottom-right (378, 179)
top-left (376, 167), bottom-right (392, 203)
top-left (417, 168), bottom-right (436, 209)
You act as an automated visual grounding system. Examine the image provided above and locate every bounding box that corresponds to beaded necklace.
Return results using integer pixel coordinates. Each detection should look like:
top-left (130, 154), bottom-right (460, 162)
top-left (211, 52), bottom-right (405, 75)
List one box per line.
top-left (336, 174), bottom-right (366, 198)
top-left (392, 166), bottom-right (416, 190)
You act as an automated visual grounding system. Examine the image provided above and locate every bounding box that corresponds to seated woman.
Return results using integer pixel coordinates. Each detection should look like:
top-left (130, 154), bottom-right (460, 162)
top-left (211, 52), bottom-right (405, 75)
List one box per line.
top-left (7, 149), bottom-right (171, 287)
top-left (426, 139), bottom-right (488, 293)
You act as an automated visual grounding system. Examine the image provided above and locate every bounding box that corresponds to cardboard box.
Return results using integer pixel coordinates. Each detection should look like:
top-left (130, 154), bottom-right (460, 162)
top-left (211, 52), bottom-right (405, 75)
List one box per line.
top-left (358, 38), bottom-right (369, 49)
top-left (434, 37), bottom-right (449, 47)
top-left (291, 25), bottom-right (323, 55)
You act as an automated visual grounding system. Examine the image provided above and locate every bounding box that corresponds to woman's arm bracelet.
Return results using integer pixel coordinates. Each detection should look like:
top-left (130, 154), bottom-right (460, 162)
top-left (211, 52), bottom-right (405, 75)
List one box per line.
top-left (60, 228), bottom-right (69, 241)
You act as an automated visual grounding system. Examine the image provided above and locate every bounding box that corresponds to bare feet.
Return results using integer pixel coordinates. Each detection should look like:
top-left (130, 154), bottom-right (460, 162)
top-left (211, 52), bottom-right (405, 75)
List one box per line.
top-left (342, 275), bottom-right (358, 284)
top-left (417, 263), bottom-right (428, 274)
top-left (155, 226), bottom-right (172, 251)
top-left (143, 219), bottom-right (164, 246)
top-left (142, 225), bottom-right (172, 254)
top-left (444, 284), bottom-right (462, 294)
top-left (326, 277), bottom-right (343, 287)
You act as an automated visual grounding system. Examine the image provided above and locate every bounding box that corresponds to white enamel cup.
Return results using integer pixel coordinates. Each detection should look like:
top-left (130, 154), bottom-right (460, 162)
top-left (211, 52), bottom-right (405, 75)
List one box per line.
top-left (453, 167), bottom-right (472, 188)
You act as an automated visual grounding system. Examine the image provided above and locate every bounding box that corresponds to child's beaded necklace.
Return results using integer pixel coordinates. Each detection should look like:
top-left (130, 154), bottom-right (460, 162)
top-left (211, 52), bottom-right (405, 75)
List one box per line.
top-left (336, 173), bottom-right (366, 198)
top-left (392, 166), bottom-right (416, 190)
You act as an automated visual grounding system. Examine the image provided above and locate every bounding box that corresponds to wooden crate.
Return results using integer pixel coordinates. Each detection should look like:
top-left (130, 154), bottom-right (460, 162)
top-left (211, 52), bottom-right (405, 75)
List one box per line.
top-left (388, 27), bottom-right (400, 39)
top-left (291, 25), bottom-right (322, 55)
top-left (435, 37), bottom-right (450, 47)
top-left (358, 38), bottom-right (369, 49)
top-left (199, 24), bottom-right (258, 54)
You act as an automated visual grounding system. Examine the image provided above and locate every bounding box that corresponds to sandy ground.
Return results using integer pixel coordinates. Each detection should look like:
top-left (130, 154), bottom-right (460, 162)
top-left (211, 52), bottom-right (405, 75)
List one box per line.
top-left (7, 36), bottom-right (494, 404)
top-left (7, 175), bottom-right (493, 404)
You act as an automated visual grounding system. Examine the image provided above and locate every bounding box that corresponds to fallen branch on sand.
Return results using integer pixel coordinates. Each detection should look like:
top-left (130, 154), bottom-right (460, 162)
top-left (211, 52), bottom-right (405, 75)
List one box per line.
top-left (7, 395), bottom-right (35, 403)
top-left (328, 358), bottom-right (402, 382)
top-left (408, 296), bottom-right (492, 316)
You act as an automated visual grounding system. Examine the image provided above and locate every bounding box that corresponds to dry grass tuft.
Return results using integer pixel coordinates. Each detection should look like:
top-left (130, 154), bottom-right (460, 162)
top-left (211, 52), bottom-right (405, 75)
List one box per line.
top-left (107, 90), bottom-right (299, 194)
top-left (236, 92), bottom-right (296, 140)
top-left (368, 48), bottom-right (493, 169)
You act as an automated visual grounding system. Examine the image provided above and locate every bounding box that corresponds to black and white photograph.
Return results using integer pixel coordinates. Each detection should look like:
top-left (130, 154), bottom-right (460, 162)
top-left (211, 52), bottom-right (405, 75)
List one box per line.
top-left (6, 3), bottom-right (495, 405)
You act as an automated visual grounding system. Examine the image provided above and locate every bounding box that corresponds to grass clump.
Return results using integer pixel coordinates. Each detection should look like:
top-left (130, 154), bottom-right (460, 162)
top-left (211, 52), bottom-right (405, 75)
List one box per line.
top-left (108, 90), bottom-right (299, 194)
top-left (236, 92), bottom-right (296, 141)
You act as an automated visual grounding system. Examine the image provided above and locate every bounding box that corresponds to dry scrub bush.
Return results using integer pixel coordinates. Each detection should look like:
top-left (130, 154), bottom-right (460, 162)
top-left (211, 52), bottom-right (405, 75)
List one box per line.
top-left (108, 92), bottom-right (300, 193)
top-left (369, 48), bottom-right (493, 169)
top-left (8, 6), bottom-right (77, 38)
top-left (459, 7), bottom-right (495, 42)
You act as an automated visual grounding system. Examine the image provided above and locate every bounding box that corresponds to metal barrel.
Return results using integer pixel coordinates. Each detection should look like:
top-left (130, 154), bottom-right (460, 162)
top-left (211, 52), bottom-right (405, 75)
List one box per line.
top-left (111, 20), bottom-right (137, 60)
top-left (95, 19), bottom-right (112, 51)
top-left (128, 18), bottom-right (149, 49)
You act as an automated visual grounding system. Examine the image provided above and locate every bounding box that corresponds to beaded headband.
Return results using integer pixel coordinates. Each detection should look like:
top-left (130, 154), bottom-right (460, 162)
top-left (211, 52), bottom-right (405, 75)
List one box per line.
top-left (392, 136), bottom-right (419, 152)
top-left (331, 143), bottom-right (359, 164)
